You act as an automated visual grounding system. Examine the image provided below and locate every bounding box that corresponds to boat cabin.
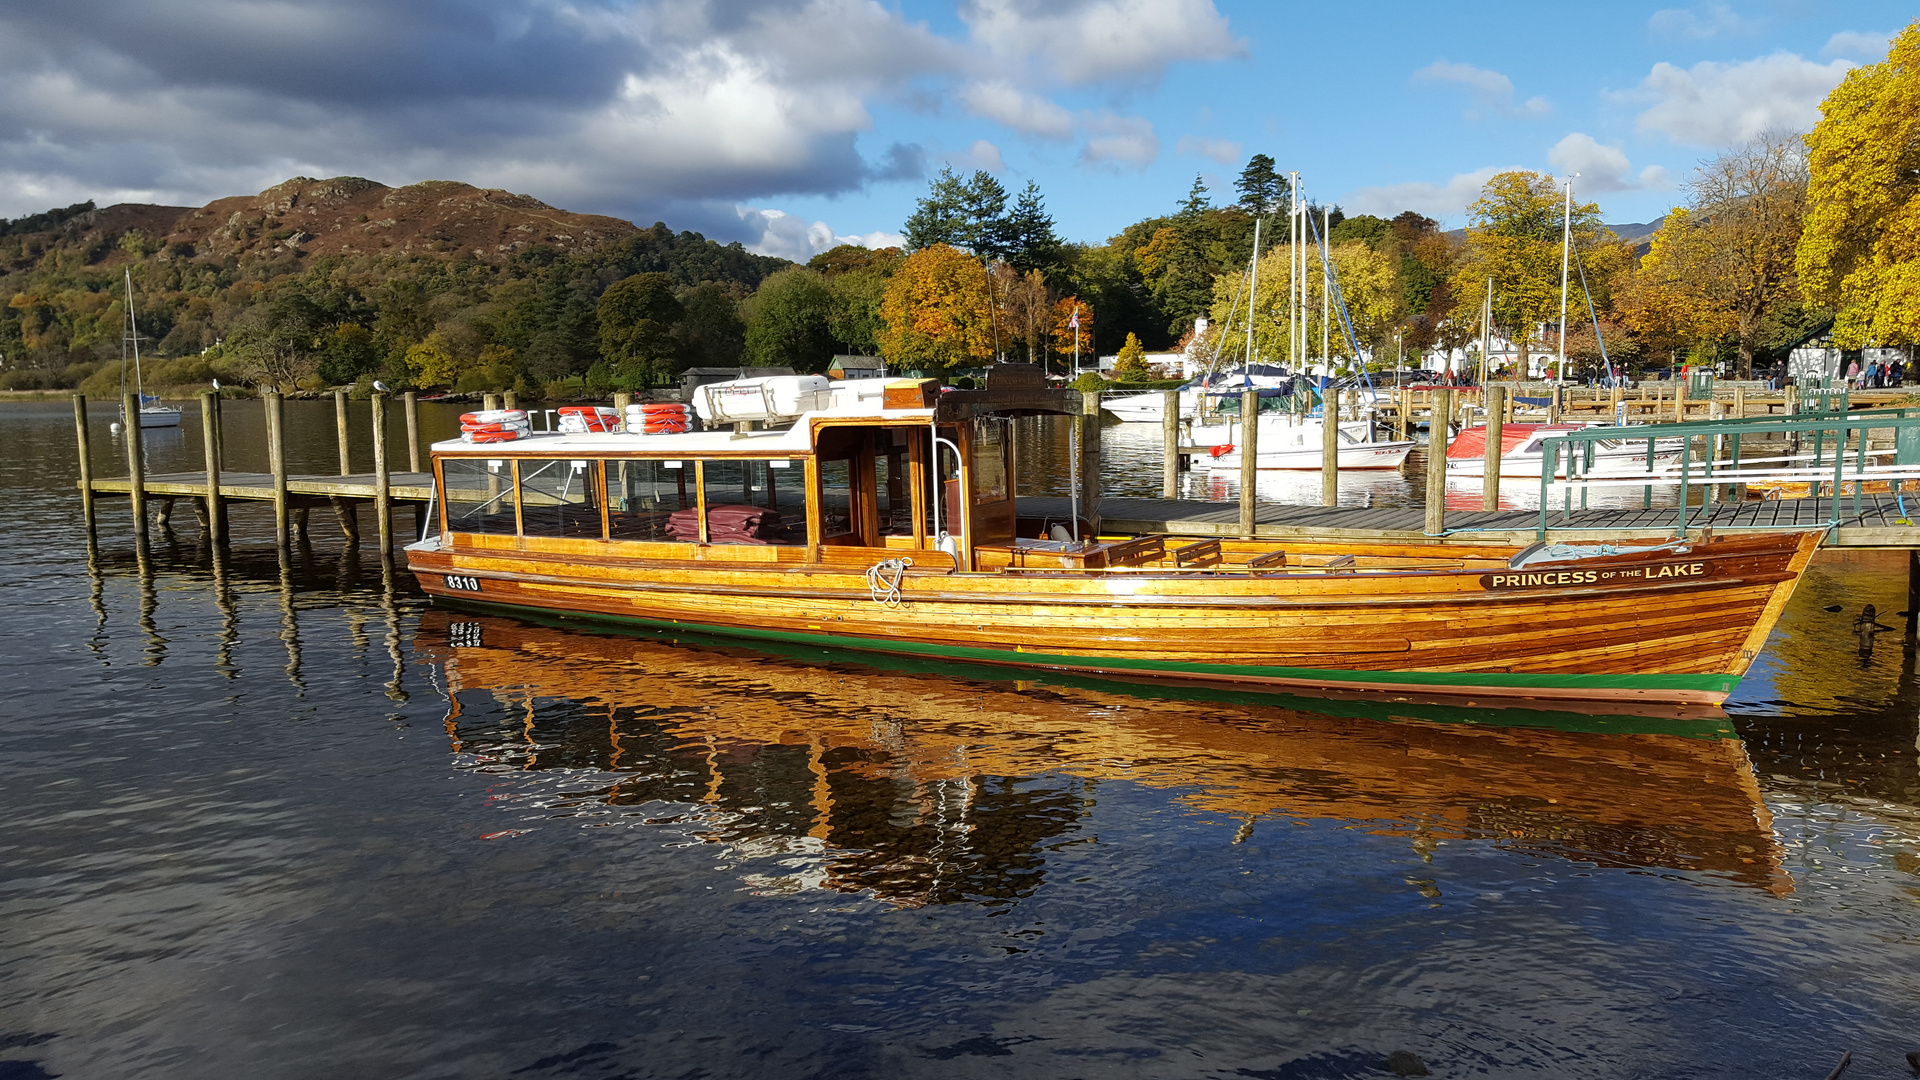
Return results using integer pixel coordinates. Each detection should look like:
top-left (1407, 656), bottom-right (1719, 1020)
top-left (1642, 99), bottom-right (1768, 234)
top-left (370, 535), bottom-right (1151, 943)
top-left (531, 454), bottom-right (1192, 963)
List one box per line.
top-left (426, 367), bottom-right (1086, 572)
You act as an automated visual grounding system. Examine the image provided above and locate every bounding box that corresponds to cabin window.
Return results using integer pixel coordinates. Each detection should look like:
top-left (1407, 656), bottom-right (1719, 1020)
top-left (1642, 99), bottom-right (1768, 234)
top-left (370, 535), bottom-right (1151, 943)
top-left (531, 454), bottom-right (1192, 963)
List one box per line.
top-left (970, 417), bottom-right (1010, 503)
top-left (816, 458), bottom-right (854, 538)
top-left (606, 459), bottom-right (691, 542)
top-left (696, 459), bottom-right (802, 545)
top-left (439, 458), bottom-right (517, 535)
top-left (516, 458), bottom-right (603, 539)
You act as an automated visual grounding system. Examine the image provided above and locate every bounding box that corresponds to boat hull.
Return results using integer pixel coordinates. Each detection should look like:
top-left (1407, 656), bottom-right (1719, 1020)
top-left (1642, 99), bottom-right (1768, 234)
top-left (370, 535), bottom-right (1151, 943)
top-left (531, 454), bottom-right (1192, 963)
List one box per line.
top-left (405, 531), bottom-right (1820, 706)
top-left (1204, 441), bottom-right (1415, 470)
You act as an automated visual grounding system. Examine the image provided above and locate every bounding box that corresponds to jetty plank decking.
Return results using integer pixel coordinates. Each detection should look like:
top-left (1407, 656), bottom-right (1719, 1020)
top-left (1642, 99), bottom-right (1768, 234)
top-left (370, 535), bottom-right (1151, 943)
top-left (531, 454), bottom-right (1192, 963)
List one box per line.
top-left (87, 471), bottom-right (435, 502)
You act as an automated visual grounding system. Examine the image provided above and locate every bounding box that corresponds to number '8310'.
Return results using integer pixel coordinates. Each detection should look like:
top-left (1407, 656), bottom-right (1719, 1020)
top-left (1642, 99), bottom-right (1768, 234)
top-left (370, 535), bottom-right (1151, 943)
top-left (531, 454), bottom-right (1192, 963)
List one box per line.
top-left (444, 574), bottom-right (482, 592)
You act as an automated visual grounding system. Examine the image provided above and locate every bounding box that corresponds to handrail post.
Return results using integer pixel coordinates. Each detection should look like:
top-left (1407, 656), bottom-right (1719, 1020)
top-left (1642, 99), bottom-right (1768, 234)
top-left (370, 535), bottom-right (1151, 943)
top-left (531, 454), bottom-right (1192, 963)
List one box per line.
top-left (1536, 438), bottom-right (1553, 541)
top-left (1676, 431), bottom-right (1691, 537)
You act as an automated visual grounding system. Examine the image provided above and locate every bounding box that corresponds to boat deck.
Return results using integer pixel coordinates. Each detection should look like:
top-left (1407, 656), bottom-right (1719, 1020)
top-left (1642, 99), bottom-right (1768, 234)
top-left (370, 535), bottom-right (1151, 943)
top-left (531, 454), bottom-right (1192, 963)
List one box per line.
top-left (1019, 494), bottom-right (1920, 548)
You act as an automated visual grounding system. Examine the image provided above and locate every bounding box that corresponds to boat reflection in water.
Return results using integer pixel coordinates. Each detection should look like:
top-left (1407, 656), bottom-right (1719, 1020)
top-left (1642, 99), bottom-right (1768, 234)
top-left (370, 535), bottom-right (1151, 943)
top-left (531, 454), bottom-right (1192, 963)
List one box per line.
top-left (416, 611), bottom-right (1791, 904)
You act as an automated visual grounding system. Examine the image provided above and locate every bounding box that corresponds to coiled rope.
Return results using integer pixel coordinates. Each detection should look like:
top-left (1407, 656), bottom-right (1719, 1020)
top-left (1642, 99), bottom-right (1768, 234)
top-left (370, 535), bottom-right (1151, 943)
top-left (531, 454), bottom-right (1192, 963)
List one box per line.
top-left (866, 557), bottom-right (913, 606)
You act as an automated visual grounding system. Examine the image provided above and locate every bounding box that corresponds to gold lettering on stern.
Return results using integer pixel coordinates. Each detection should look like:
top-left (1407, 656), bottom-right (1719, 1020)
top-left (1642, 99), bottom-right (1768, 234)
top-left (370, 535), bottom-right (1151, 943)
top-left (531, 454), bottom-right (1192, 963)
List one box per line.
top-left (1479, 562), bottom-right (1708, 590)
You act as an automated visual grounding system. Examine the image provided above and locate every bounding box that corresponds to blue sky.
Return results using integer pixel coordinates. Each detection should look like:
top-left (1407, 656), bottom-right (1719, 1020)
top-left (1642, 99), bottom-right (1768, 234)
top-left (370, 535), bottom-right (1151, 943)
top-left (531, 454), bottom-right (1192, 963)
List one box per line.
top-left (0, 1), bottom-right (1906, 260)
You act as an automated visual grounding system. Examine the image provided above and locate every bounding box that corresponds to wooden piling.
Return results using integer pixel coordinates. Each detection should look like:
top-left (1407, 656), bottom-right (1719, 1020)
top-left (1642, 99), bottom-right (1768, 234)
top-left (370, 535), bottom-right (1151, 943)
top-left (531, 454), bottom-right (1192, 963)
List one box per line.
top-left (613, 391), bottom-right (632, 433)
top-left (483, 393), bottom-right (501, 413)
top-left (122, 391), bottom-right (149, 544)
top-left (403, 391), bottom-right (420, 472)
top-left (200, 391), bottom-right (224, 546)
top-left (502, 390), bottom-right (517, 413)
top-left (1425, 388), bottom-right (1451, 535)
top-left (372, 392), bottom-right (393, 552)
top-left (1909, 549), bottom-right (1918, 641)
top-left (1240, 390), bottom-right (1260, 537)
top-left (1320, 389), bottom-right (1338, 507)
top-left (1733, 386), bottom-right (1746, 420)
top-left (1161, 390), bottom-right (1180, 498)
top-left (74, 395), bottom-right (95, 531)
top-left (334, 390), bottom-right (351, 475)
top-left (266, 391), bottom-right (289, 549)
top-left (1482, 386), bottom-right (1504, 512)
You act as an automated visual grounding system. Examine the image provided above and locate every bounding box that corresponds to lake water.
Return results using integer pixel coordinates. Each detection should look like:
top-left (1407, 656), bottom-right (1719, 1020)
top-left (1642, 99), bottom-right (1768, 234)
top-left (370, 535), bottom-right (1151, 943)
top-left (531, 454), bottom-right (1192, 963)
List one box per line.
top-left (4, 399), bottom-right (1919, 1079)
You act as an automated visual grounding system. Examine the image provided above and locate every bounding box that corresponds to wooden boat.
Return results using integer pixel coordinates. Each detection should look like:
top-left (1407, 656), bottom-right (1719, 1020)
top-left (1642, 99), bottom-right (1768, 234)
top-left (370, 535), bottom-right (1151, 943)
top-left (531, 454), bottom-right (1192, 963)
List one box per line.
top-left (404, 368), bottom-right (1820, 707)
top-left (1446, 423), bottom-right (1681, 478)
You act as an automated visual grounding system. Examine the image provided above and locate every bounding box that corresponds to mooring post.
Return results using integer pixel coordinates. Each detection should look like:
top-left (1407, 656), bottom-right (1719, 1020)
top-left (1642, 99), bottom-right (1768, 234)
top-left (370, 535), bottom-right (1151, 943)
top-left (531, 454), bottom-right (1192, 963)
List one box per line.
top-left (121, 391), bottom-right (149, 545)
top-left (1908, 549), bottom-right (1918, 640)
top-left (1733, 386), bottom-right (1746, 421)
top-left (1547, 384), bottom-right (1561, 423)
top-left (1676, 378), bottom-right (1688, 422)
top-left (1319, 389), bottom-right (1338, 507)
top-left (1240, 389), bottom-right (1260, 537)
top-left (266, 391), bottom-right (289, 550)
top-left (372, 392), bottom-right (393, 552)
top-left (1425, 388), bottom-right (1451, 535)
top-left (200, 391), bottom-right (224, 547)
top-left (1482, 386), bottom-right (1505, 512)
top-left (483, 393), bottom-right (501, 413)
top-left (613, 391), bottom-right (632, 433)
top-left (334, 389), bottom-right (351, 475)
top-left (1160, 390), bottom-right (1180, 497)
top-left (1080, 390), bottom-right (1103, 534)
top-left (403, 391), bottom-right (421, 473)
top-left (74, 395), bottom-right (96, 533)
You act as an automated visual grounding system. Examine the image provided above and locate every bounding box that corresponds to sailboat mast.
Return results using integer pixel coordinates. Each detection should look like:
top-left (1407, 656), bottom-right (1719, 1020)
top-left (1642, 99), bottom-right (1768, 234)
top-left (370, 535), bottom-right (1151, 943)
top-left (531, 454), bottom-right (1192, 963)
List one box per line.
top-left (1558, 174), bottom-right (1575, 384)
top-left (1321, 206), bottom-right (1331, 379)
top-left (125, 268), bottom-right (144, 406)
top-left (1246, 216), bottom-right (1259, 365)
top-left (1480, 278), bottom-right (1492, 386)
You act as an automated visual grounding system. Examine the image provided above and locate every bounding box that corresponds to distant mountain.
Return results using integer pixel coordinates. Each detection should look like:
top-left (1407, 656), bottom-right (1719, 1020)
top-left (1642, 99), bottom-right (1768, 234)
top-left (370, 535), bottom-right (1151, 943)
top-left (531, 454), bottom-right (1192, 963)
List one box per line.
top-left (1442, 217), bottom-right (1668, 245)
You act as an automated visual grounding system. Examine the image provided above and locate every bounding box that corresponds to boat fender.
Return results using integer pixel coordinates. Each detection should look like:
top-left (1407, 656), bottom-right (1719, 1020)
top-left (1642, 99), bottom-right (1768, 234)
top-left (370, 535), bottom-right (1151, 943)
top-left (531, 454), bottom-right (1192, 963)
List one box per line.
top-left (1209, 444), bottom-right (1233, 458)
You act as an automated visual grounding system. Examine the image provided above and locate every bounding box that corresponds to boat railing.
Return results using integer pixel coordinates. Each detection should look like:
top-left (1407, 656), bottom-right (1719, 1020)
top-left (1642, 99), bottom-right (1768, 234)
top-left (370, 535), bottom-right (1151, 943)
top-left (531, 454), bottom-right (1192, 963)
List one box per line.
top-left (1534, 405), bottom-right (1920, 540)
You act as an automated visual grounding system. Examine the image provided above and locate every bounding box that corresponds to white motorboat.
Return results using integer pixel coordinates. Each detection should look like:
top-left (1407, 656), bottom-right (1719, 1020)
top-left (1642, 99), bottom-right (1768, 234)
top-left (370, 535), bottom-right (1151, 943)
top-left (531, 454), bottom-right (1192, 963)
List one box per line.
top-left (1445, 424), bottom-right (1683, 477)
top-left (1103, 370), bottom-right (1293, 422)
top-left (1198, 415), bottom-right (1415, 471)
top-left (129, 395), bottom-right (182, 428)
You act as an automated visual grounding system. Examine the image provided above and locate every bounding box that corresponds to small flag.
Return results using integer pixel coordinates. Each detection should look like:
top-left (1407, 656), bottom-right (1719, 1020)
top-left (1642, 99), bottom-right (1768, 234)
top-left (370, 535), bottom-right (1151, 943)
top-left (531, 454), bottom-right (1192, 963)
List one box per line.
top-left (1068, 310), bottom-right (1079, 329)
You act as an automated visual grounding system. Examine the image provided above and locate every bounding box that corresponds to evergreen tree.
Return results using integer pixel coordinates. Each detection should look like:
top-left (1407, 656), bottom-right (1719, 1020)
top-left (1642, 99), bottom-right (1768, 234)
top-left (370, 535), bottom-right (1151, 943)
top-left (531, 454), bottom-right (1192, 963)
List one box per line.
top-left (1006, 181), bottom-right (1062, 275)
top-left (959, 171), bottom-right (1015, 261)
top-left (903, 168), bottom-right (970, 251)
top-left (1234, 154), bottom-right (1284, 216)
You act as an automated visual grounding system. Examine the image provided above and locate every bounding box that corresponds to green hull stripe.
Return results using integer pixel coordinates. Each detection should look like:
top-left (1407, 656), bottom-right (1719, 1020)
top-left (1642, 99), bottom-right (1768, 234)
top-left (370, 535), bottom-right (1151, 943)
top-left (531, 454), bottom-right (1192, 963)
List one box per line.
top-left (443, 596), bottom-right (1733, 696)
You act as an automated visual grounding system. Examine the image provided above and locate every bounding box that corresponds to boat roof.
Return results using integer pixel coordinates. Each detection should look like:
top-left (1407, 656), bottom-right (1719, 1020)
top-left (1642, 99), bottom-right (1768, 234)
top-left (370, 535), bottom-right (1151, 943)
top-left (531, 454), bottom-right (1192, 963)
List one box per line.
top-left (432, 403), bottom-right (936, 456)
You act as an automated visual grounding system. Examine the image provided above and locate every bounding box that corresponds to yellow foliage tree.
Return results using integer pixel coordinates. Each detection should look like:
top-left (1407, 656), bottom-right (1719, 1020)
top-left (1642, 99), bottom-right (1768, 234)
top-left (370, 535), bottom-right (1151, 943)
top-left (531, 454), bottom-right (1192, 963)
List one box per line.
top-left (1207, 242), bottom-right (1400, 369)
top-left (1050, 297), bottom-right (1094, 370)
top-left (1615, 208), bottom-right (1737, 365)
top-left (1449, 171), bottom-right (1604, 375)
top-left (877, 244), bottom-right (994, 369)
top-left (1798, 19), bottom-right (1920, 347)
top-left (1113, 332), bottom-right (1150, 380)
top-left (404, 331), bottom-right (463, 387)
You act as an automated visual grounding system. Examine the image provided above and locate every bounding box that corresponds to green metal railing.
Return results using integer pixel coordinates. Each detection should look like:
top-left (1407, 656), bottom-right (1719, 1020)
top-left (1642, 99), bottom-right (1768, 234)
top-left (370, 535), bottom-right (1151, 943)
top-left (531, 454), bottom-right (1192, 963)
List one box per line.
top-left (1534, 403), bottom-right (1920, 541)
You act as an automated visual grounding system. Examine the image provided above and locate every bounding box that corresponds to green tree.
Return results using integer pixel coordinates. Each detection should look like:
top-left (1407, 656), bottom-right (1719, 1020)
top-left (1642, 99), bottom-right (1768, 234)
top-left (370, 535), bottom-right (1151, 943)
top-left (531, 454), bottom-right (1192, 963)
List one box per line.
top-left (317, 322), bottom-right (381, 384)
top-left (597, 272), bottom-right (685, 385)
top-left (672, 283), bottom-right (746, 371)
top-left (903, 168), bottom-right (971, 251)
top-left (827, 270), bottom-right (891, 356)
top-left (405, 331), bottom-right (462, 387)
top-left (1234, 154), bottom-right (1286, 216)
top-left (743, 267), bottom-right (838, 372)
top-left (1797, 20), bottom-right (1920, 347)
top-left (1006, 181), bottom-right (1062, 274)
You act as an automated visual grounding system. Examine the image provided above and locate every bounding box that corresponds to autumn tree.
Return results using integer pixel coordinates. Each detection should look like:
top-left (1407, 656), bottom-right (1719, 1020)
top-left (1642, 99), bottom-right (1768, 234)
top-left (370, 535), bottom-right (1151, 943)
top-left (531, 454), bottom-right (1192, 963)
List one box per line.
top-left (993, 263), bottom-right (1054, 365)
top-left (1798, 20), bottom-right (1920, 348)
top-left (1113, 332), bottom-right (1150, 380)
top-left (1050, 297), bottom-right (1094, 371)
top-left (878, 244), bottom-right (994, 370)
top-left (1208, 242), bottom-right (1401, 369)
top-left (597, 272), bottom-right (684, 384)
top-left (1450, 171), bottom-right (1604, 376)
top-left (1616, 208), bottom-right (1736, 366)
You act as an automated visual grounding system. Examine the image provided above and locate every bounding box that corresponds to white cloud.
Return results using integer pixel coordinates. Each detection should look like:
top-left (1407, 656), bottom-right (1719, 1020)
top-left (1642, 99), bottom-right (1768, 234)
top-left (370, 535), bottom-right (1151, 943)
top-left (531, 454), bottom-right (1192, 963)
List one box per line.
top-left (1413, 60), bottom-right (1550, 118)
top-left (940, 139), bottom-right (1006, 173)
top-left (1344, 166), bottom-right (1510, 221)
top-left (1080, 114), bottom-right (1159, 169)
top-left (1823, 30), bottom-right (1893, 59)
top-left (960, 0), bottom-right (1243, 85)
top-left (1175, 134), bottom-right (1240, 163)
top-left (957, 81), bottom-right (1074, 138)
top-left (1639, 164), bottom-right (1674, 189)
top-left (1648, 2), bottom-right (1753, 40)
top-left (1548, 133), bottom-right (1641, 193)
top-left (734, 205), bottom-right (904, 261)
top-left (1634, 52), bottom-right (1853, 146)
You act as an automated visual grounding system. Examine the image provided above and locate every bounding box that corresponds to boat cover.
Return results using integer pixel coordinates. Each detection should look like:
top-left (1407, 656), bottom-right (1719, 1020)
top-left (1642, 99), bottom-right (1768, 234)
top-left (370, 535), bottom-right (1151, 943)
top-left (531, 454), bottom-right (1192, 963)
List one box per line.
top-left (1446, 424), bottom-right (1581, 459)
